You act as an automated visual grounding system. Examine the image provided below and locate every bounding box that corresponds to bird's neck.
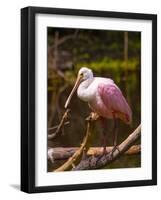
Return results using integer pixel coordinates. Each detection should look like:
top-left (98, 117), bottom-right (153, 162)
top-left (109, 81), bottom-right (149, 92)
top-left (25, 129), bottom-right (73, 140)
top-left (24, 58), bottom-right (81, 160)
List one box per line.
top-left (81, 77), bottom-right (93, 88)
top-left (77, 78), bottom-right (94, 102)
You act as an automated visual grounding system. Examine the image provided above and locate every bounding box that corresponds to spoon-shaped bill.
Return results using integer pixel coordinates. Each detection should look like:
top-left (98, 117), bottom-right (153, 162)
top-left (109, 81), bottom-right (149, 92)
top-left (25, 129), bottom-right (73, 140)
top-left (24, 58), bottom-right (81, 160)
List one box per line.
top-left (64, 75), bottom-right (83, 109)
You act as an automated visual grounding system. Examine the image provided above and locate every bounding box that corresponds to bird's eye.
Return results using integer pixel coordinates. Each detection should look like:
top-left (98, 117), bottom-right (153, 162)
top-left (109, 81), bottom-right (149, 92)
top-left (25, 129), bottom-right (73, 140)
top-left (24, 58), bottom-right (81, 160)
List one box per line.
top-left (80, 73), bottom-right (83, 76)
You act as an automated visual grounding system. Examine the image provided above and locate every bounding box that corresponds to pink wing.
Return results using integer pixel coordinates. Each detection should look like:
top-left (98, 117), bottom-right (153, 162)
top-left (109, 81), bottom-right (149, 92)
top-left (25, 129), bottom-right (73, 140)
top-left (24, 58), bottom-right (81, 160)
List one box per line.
top-left (98, 83), bottom-right (132, 124)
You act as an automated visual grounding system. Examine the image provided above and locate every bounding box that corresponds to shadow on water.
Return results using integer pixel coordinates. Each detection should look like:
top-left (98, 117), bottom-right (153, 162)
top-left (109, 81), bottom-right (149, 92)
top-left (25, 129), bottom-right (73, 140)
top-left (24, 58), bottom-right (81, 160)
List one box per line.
top-left (48, 70), bottom-right (141, 172)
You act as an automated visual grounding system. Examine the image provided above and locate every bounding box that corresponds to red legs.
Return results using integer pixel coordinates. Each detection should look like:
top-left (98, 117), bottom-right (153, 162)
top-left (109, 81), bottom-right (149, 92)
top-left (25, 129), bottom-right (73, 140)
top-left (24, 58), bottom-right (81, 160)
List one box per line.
top-left (89, 112), bottom-right (107, 154)
top-left (100, 115), bottom-right (119, 157)
top-left (93, 114), bottom-right (120, 163)
top-left (100, 117), bottom-right (108, 155)
top-left (110, 113), bottom-right (120, 159)
top-left (113, 113), bottom-right (118, 148)
top-left (94, 117), bottom-right (108, 165)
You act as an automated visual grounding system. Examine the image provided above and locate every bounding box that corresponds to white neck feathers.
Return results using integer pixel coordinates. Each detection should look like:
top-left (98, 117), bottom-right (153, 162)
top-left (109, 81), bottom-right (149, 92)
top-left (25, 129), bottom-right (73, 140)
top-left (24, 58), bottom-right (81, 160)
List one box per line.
top-left (77, 78), bottom-right (94, 102)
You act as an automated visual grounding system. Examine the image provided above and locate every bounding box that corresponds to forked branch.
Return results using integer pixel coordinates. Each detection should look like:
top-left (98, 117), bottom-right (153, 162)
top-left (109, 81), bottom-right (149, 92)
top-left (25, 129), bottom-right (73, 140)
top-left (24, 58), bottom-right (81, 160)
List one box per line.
top-left (73, 124), bottom-right (141, 170)
top-left (54, 114), bottom-right (95, 172)
top-left (48, 145), bottom-right (141, 162)
top-left (48, 109), bottom-right (70, 140)
top-left (50, 110), bottom-right (141, 171)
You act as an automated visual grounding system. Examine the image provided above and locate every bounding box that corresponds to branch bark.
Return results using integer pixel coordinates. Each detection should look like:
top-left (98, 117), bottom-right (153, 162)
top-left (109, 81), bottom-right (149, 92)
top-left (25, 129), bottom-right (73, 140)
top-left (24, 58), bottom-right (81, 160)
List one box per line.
top-left (48, 109), bottom-right (70, 140)
top-left (73, 124), bottom-right (141, 170)
top-left (58, 30), bottom-right (79, 45)
top-left (54, 115), bottom-right (94, 172)
top-left (48, 145), bottom-right (140, 162)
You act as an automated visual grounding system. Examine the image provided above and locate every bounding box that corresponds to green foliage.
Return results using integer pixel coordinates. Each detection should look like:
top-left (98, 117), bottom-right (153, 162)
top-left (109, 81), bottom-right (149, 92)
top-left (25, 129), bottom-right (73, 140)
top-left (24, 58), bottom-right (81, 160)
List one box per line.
top-left (47, 28), bottom-right (141, 170)
top-left (75, 58), bottom-right (139, 75)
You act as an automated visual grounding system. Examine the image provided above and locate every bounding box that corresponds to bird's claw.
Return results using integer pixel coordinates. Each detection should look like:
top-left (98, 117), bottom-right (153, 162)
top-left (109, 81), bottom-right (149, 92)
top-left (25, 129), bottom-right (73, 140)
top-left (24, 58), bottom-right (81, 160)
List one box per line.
top-left (93, 147), bottom-right (108, 165)
top-left (86, 112), bottom-right (99, 121)
top-left (108, 146), bottom-right (120, 160)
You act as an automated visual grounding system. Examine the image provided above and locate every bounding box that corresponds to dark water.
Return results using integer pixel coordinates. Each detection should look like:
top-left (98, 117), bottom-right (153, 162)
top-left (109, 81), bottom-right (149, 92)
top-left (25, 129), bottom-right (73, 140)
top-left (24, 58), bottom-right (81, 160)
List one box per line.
top-left (48, 70), bottom-right (141, 171)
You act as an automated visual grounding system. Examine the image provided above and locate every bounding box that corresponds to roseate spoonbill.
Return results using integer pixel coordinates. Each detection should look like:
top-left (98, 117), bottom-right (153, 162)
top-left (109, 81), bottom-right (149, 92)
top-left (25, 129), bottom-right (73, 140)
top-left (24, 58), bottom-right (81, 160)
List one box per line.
top-left (65, 67), bottom-right (132, 155)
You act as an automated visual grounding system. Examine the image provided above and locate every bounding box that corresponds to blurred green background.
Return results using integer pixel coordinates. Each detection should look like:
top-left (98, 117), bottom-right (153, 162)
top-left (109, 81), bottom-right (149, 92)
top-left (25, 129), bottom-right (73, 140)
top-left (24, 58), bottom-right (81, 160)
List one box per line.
top-left (47, 28), bottom-right (141, 172)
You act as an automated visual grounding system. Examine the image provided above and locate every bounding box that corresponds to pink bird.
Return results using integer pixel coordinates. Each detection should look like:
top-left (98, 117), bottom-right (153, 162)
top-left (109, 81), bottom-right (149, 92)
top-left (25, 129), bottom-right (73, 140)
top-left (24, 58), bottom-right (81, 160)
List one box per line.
top-left (65, 67), bottom-right (132, 156)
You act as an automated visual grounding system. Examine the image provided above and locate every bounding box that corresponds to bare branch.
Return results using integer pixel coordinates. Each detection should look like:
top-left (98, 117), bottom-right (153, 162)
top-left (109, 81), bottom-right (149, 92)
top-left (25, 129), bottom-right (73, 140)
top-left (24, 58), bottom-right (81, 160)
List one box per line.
top-left (48, 30), bottom-right (79, 53)
top-left (73, 124), bottom-right (141, 170)
top-left (48, 84), bottom-right (69, 127)
top-left (54, 114), bottom-right (95, 172)
top-left (58, 30), bottom-right (79, 45)
top-left (48, 109), bottom-right (70, 140)
top-left (48, 145), bottom-right (140, 162)
top-left (48, 121), bottom-right (70, 132)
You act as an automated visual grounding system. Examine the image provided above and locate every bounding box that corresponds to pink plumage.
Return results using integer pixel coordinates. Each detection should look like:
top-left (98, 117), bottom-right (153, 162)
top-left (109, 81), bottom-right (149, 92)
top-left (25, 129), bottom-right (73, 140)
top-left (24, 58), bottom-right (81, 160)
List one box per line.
top-left (65, 67), bottom-right (132, 154)
top-left (89, 83), bottom-right (132, 124)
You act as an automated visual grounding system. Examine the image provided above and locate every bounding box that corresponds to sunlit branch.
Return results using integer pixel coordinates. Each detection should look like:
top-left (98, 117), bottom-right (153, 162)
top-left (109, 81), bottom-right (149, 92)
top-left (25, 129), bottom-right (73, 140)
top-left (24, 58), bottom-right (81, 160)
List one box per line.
top-left (48, 109), bottom-right (70, 140)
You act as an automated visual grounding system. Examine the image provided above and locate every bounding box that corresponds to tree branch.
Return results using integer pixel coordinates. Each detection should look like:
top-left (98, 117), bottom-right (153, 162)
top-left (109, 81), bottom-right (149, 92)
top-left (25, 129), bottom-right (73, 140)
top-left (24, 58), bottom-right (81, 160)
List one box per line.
top-left (48, 109), bottom-right (70, 140)
top-left (73, 124), bottom-right (141, 170)
top-left (48, 145), bottom-right (140, 162)
top-left (58, 30), bottom-right (79, 45)
top-left (54, 115), bottom-right (94, 172)
top-left (48, 121), bottom-right (70, 133)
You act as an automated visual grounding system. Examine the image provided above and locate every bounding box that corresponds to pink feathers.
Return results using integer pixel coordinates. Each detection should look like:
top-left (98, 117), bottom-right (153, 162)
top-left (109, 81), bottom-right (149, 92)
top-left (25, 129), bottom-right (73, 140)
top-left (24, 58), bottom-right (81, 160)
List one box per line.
top-left (90, 83), bottom-right (132, 124)
top-left (68, 67), bottom-right (132, 125)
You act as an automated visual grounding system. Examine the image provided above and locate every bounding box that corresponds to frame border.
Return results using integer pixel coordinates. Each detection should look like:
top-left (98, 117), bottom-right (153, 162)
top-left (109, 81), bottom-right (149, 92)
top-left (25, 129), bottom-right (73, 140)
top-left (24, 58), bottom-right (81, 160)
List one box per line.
top-left (21, 6), bottom-right (157, 193)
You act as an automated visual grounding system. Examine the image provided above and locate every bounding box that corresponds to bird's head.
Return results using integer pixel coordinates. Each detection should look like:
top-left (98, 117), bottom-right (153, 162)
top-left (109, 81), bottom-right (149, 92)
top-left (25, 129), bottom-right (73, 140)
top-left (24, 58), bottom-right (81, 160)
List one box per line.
top-left (78, 67), bottom-right (93, 81)
top-left (65, 67), bottom-right (93, 108)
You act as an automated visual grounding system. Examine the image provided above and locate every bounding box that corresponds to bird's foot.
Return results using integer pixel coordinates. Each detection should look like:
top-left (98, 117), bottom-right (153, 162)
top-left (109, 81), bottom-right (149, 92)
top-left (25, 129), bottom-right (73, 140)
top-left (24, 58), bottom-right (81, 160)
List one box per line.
top-left (94, 147), bottom-right (108, 165)
top-left (86, 112), bottom-right (99, 121)
top-left (108, 145), bottom-right (120, 161)
top-left (91, 112), bottom-right (100, 121)
top-left (82, 149), bottom-right (88, 160)
top-left (102, 146), bottom-right (108, 155)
